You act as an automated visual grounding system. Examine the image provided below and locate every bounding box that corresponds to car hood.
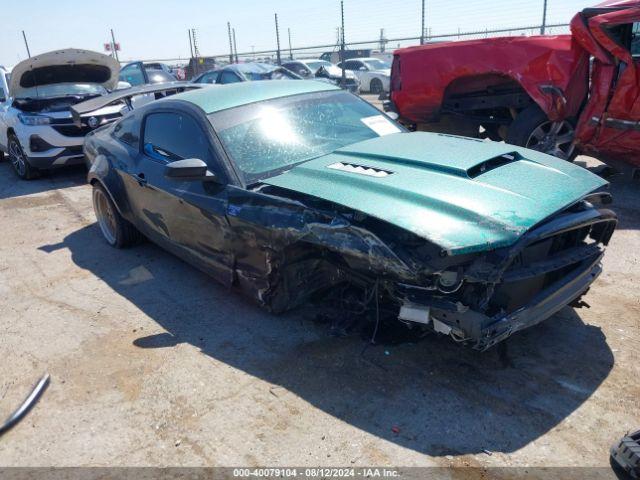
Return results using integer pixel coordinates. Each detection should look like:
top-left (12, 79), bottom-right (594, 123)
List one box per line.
top-left (9, 49), bottom-right (120, 98)
top-left (322, 65), bottom-right (357, 79)
top-left (263, 132), bottom-right (607, 255)
top-left (371, 69), bottom-right (391, 76)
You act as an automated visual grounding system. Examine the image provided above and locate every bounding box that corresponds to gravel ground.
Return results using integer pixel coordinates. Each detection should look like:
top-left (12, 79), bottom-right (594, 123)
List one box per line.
top-left (0, 136), bottom-right (638, 469)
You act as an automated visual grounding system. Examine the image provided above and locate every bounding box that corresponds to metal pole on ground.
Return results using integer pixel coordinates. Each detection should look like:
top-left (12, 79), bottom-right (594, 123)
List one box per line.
top-left (232, 28), bottom-right (239, 63)
top-left (227, 22), bottom-right (234, 64)
top-left (541, 0), bottom-right (548, 34)
top-left (22, 31), bottom-right (31, 58)
top-left (110, 29), bottom-right (119, 62)
top-left (340, 1), bottom-right (345, 87)
top-left (288, 28), bottom-right (293, 60)
top-left (275, 14), bottom-right (282, 65)
top-left (188, 29), bottom-right (194, 58)
top-left (191, 28), bottom-right (200, 75)
top-left (420, 0), bottom-right (425, 45)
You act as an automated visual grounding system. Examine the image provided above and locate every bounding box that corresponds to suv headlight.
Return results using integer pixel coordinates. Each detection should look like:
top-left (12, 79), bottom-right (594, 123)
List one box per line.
top-left (18, 113), bottom-right (52, 126)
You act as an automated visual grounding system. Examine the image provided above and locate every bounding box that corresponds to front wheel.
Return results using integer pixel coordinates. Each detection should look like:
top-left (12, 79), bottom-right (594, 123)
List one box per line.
top-left (8, 135), bottom-right (38, 179)
top-left (92, 183), bottom-right (144, 248)
top-left (506, 104), bottom-right (577, 161)
top-left (370, 78), bottom-right (383, 95)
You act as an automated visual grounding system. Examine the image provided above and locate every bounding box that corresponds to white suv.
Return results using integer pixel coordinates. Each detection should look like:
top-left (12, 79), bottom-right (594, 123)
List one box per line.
top-left (0, 65), bottom-right (11, 162)
top-left (0, 49), bottom-right (123, 179)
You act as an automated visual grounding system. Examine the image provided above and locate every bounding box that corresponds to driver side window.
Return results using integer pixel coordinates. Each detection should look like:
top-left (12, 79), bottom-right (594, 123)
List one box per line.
top-left (143, 112), bottom-right (211, 163)
top-left (218, 71), bottom-right (242, 84)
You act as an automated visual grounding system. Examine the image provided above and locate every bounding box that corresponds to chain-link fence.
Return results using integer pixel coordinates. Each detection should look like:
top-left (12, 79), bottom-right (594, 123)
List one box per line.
top-left (125, 0), bottom-right (583, 77)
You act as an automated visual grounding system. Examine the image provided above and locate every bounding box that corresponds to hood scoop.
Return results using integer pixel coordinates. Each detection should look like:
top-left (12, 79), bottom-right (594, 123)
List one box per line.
top-left (467, 152), bottom-right (521, 178)
top-left (327, 161), bottom-right (393, 178)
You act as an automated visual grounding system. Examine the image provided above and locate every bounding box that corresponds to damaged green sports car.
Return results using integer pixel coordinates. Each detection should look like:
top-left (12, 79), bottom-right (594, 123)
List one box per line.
top-left (78, 81), bottom-right (617, 350)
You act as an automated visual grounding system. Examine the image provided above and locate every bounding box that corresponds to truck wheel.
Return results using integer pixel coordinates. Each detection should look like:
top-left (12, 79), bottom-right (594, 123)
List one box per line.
top-left (92, 183), bottom-right (144, 248)
top-left (370, 78), bottom-right (383, 94)
top-left (507, 105), bottom-right (576, 161)
top-left (8, 134), bottom-right (38, 180)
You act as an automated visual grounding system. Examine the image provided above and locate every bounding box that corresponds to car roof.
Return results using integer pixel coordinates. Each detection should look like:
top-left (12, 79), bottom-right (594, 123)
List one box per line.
top-left (172, 79), bottom-right (340, 114)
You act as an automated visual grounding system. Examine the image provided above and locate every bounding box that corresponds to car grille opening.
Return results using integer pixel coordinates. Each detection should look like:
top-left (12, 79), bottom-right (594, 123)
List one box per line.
top-left (486, 211), bottom-right (616, 316)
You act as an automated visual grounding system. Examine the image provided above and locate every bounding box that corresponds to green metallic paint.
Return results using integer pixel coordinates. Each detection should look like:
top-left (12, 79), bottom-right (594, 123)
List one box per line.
top-left (174, 80), bottom-right (340, 114)
top-left (263, 132), bottom-right (607, 255)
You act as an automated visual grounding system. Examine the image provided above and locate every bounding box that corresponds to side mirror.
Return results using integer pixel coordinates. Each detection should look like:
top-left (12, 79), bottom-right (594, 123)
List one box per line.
top-left (164, 158), bottom-right (217, 182)
top-left (116, 81), bottom-right (132, 90)
top-left (359, 66), bottom-right (367, 71)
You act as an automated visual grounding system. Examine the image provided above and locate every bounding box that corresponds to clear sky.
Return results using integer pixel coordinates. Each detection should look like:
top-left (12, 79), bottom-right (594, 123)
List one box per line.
top-left (0, 0), bottom-right (595, 67)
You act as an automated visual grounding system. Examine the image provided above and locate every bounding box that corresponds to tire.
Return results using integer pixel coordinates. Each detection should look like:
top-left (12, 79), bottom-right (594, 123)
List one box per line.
top-left (506, 104), bottom-right (577, 161)
top-left (8, 134), bottom-right (38, 179)
top-left (92, 183), bottom-right (144, 248)
top-left (370, 78), bottom-right (383, 95)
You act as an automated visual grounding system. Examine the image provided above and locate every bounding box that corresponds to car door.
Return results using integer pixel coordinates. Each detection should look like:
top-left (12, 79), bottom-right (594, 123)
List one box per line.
top-left (119, 63), bottom-right (146, 86)
top-left (126, 108), bottom-right (234, 284)
top-left (585, 11), bottom-right (640, 157)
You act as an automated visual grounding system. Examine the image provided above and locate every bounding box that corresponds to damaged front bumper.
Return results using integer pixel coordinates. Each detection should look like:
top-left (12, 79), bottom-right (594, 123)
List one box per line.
top-left (397, 205), bottom-right (616, 350)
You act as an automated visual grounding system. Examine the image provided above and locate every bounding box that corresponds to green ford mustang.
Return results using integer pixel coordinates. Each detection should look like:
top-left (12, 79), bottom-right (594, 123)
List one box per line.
top-left (78, 80), bottom-right (617, 350)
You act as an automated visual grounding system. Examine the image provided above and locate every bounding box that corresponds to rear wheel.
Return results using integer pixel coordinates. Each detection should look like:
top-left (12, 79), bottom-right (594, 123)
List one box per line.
top-left (507, 105), bottom-right (576, 161)
top-left (92, 183), bottom-right (144, 248)
top-left (370, 78), bottom-right (383, 95)
top-left (8, 134), bottom-right (38, 179)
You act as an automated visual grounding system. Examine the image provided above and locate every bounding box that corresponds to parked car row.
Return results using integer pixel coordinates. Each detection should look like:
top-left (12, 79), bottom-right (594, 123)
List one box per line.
top-left (191, 62), bottom-right (301, 84)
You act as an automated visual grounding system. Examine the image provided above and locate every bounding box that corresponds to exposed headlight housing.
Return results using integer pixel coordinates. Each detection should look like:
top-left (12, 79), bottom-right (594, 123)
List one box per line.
top-left (18, 113), bottom-right (52, 126)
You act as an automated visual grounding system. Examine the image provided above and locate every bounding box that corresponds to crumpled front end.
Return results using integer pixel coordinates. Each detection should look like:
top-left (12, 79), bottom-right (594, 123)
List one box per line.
top-left (396, 198), bottom-right (616, 350)
top-left (230, 182), bottom-right (616, 350)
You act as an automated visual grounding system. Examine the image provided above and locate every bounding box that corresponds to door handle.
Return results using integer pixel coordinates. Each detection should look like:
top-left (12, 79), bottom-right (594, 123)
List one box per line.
top-left (133, 172), bottom-right (147, 186)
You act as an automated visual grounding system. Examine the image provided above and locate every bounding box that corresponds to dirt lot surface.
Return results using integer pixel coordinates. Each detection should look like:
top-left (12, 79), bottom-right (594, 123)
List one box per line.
top-left (0, 149), bottom-right (638, 468)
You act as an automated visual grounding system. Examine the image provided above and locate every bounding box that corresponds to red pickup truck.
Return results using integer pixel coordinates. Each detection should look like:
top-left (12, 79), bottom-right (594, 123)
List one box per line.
top-left (387, 1), bottom-right (640, 169)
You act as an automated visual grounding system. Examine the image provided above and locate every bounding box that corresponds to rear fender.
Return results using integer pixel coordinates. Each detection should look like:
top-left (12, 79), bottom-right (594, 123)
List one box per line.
top-left (88, 154), bottom-right (134, 221)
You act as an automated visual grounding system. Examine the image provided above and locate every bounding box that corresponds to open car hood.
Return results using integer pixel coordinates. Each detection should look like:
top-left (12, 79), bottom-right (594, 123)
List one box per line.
top-left (263, 132), bottom-right (608, 255)
top-left (9, 49), bottom-right (120, 98)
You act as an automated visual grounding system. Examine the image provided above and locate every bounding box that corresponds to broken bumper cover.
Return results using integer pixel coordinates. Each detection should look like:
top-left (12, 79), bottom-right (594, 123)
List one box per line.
top-left (477, 252), bottom-right (603, 349)
top-left (398, 206), bottom-right (616, 350)
top-left (401, 253), bottom-right (602, 350)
